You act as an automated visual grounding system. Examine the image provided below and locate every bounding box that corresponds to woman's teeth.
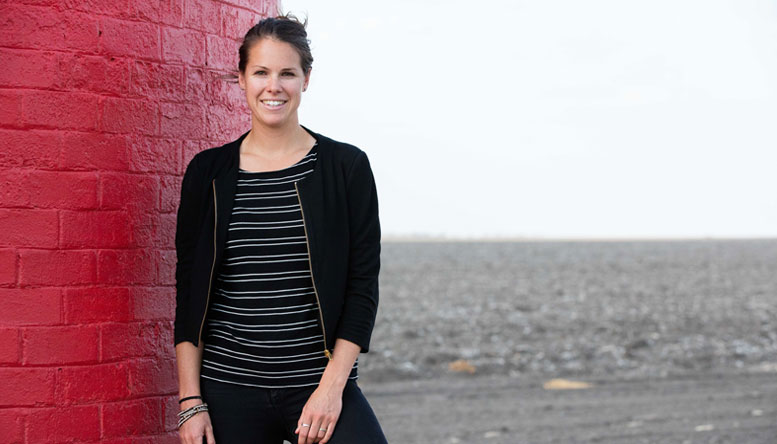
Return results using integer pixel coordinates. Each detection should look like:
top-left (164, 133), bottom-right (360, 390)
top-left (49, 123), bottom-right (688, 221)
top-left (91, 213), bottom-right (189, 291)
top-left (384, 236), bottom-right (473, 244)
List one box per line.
top-left (263, 100), bottom-right (286, 106)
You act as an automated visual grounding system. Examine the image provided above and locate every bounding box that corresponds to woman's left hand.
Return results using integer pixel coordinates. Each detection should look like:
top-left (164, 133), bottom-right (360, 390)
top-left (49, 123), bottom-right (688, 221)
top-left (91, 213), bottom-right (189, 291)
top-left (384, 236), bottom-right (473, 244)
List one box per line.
top-left (295, 384), bottom-right (343, 444)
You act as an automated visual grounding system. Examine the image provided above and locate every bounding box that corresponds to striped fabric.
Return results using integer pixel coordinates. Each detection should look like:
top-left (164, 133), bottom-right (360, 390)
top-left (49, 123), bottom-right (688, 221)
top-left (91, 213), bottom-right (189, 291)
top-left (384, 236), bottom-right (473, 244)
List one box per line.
top-left (200, 142), bottom-right (358, 388)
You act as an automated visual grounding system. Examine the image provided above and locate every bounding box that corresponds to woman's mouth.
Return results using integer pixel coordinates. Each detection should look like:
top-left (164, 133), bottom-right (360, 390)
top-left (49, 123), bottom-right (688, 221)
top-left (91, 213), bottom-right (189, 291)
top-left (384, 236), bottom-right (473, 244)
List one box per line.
top-left (261, 100), bottom-right (287, 109)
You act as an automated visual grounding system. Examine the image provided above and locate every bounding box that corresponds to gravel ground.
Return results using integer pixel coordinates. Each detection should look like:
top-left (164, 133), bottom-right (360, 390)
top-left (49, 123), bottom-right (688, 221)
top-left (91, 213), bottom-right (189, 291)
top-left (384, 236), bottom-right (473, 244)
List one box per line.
top-left (352, 239), bottom-right (777, 443)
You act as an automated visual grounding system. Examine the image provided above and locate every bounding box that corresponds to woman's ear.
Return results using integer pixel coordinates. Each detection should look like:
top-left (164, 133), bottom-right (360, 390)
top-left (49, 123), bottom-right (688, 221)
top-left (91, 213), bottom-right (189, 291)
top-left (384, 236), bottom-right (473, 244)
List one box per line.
top-left (303, 68), bottom-right (312, 92)
top-left (238, 71), bottom-right (246, 90)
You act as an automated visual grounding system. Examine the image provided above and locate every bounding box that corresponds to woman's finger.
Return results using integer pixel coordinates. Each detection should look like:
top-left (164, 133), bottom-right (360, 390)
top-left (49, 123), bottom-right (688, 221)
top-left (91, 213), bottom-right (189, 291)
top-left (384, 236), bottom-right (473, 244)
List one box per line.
top-left (319, 421), bottom-right (335, 444)
top-left (205, 424), bottom-right (216, 444)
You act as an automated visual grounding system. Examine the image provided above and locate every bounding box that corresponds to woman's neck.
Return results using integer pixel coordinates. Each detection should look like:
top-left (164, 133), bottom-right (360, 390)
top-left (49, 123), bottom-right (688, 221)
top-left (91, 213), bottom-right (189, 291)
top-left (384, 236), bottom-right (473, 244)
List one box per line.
top-left (243, 120), bottom-right (309, 157)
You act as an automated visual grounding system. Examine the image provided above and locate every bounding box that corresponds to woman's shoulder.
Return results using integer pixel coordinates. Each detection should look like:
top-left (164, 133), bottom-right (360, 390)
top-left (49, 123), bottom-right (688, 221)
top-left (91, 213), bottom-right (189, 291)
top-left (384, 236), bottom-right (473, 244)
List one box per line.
top-left (307, 128), bottom-right (369, 165)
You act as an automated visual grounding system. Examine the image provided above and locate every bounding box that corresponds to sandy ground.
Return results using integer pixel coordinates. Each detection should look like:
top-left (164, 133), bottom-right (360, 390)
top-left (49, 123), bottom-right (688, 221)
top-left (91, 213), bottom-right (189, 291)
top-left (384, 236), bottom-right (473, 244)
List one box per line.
top-left (300, 240), bottom-right (777, 443)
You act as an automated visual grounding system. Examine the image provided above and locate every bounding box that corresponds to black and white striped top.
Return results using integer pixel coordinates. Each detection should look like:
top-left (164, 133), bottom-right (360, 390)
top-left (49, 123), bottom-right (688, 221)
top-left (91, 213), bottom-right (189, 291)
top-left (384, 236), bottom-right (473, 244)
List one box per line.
top-left (200, 142), bottom-right (358, 388)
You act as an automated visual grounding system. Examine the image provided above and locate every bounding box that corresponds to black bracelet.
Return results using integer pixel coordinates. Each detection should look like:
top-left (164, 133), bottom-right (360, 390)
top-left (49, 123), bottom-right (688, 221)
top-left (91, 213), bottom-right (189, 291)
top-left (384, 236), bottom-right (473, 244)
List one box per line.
top-left (178, 395), bottom-right (203, 404)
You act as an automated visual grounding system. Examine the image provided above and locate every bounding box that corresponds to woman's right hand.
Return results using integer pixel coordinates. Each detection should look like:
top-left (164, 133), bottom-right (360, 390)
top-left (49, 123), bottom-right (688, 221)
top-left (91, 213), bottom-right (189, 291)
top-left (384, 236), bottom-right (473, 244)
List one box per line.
top-left (178, 399), bottom-right (216, 444)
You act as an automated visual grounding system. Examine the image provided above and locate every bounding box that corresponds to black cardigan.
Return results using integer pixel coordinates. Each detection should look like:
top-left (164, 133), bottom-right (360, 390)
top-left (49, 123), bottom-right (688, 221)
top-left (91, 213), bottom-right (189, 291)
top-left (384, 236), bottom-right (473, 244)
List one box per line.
top-left (174, 126), bottom-right (381, 357)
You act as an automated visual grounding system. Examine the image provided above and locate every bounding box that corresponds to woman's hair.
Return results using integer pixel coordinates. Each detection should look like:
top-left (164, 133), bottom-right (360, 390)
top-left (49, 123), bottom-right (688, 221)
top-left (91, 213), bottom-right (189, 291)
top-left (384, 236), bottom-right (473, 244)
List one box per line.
top-left (238, 13), bottom-right (313, 75)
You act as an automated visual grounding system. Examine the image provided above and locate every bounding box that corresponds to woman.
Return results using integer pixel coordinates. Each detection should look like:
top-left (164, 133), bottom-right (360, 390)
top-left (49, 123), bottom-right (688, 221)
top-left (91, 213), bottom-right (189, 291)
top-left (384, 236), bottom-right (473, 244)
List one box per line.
top-left (173, 14), bottom-right (387, 444)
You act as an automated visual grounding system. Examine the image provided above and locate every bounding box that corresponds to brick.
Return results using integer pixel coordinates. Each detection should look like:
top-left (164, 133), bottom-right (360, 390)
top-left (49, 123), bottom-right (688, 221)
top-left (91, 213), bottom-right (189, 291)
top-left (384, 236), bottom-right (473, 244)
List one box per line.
top-left (131, 286), bottom-right (175, 321)
top-left (56, 362), bottom-right (128, 403)
top-left (183, 67), bottom-right (211, 104)
top-left (102, 97), bottom-right (158, 135)
top-left (63, 287), bottom-right (130, 323)
top-left (183, 0), bottom-right (221, 35)
top-left (0, 328), bottom-right (20, 364)
top-left (222, 6), bottom-right (262, 40)
top-left (160, 175), bottom-right (182, 214)
top-left (99, 17), bottom-right (161, 60)
top-left (0, 249), bottom-right (17, 285)
top-left (160, 102), bottom-right (206, 139)
top-left (101, 322), bottom-right (159, 361)
top-left (61, 132), bottom-right (129, 171)
top-left (156, 322), bottom-right (175, 358)
top-left (157, 0), bottom-right (184, 27)
top-left (0, 6), bottom-right (99, 52)
top-left (19, 249), bottom-right (96, 286)
top-left (102, 398), bottom-right (162, 437)
top-left (0, 210), bottom-right (58, 247)
top-left (97, 249), bottom-right (157, 286)
top-left (0, 367), bottom-right (55, 406)
top-left (27, 405), bottom-right (100, 442)
top-left (127, 137), bottom-right (180, 174)
top-left (20, 90), bottom-right (99, 131)
top-left (0, 129), bottom-right (60, 169)
top-left (161, 27), bottom-right (205, 66)
top-left (206, 34), bottom-right (238, 71)
top-left (129, 0), bottom-right (161, 23)
top-left (130, 61), bottom-right (185, 102)
top-left (22, 325), bottom-right (99, 364)
top-left (0, 91), bottom-right (23, 127)
top-left (0, 48), bottom-right (58, 88)
top-left (162, 394), bottom-right (179, 432)
top-left (1, 170), bottom-right (99, 210)
top-left (62, 0), bottom-right (131, 18)
top-left (0, 287), bottom-right (60, 326)
top-left (156, 250), bottom-right (176, 287)
top-left (60, 210), bottom-right (131, 248)
top-left (55, 52), bottom-right (130, 95)
top-left (100, 172), bottom-right (160, 210)
top-left (0, 408), bottom-right (26, 443)
top-left (205, 103), bottom-right (238, 137)
top-left (128, 357), bottom-right (177, 396)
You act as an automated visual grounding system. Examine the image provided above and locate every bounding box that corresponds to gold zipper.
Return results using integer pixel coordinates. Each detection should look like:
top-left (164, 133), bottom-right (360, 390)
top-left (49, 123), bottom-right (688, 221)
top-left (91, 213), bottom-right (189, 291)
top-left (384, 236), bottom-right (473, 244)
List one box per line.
top-left (198, 179), bottom-right (217, 345)
top-left (294, 181), bottom-right (333, 360)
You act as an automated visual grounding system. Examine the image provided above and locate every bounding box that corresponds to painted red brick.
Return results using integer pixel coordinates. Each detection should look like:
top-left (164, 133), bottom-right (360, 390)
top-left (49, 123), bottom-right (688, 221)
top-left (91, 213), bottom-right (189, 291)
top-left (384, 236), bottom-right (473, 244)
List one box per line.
top-left (206, 34), bottom-right (238, 71)
top-left (0, 48), bottom-right (58, 89)
top-left (127, 136), bottom-right (180, 174)
top-left (0, 328), bottom-right (20, 363)
top-left (130, 60), bottom-right (185, 102)
top-left (162, 27), bottom-right (206, 66)
top-left (55, 52), bottom-right (131, 95)
top-left (97, 249), bottom-right (157, 286)
top-left (0, 6), bottom-right (99, 52)
top-left (101, 322), bottom-right (159, 360)
top-left (0, 287), bottom-right (61, 326)
top-left (131, 286), bottom-right (175, 321)
top-left (0, 210), bottom-right (58, 247)
top-left (63, 287), bottom-right (131, 323)
top-left (128, 357), bottom-right (177, 396)
top-left (23, 325), bottom-right (100, 364)
top-left (19, 249), bottom-right (97, 286)
top-left (61, 132), bottom-right (129, 171)
top-left (100, 172), bottom-right (160, 211)
top-left (0, 129), bottom-right (60, 169)
top-left (162, 394), bottom-right (179, 432)
top-left (60, 210), bottom-right (132, 248)
top-left (0, 90), bottom-right (23, 128)
top-left (102, 398), bottom-right (163, 437)
top-left (0, 249), bottom-right (16, 285)
top-left (0, 408), bottom-right (25, 444)
top-left (56, 362), bottom-right (129, 403)
top-left (183, 0), bottom-right (222, 35)
top-left (2, 170), bottom-right (99, 210)
top-left (99, 18), bottom-right (161, 60)
top-left (20, 90), bottom-right (99, 131)
top-left (0, 367), bottom-right (55, 407)
top-left (102, 97), bottom-right (159, 136)
top-left (27, 405), bottom-right (100, 442)
top-left (159, 102), bottom-right (207, 139)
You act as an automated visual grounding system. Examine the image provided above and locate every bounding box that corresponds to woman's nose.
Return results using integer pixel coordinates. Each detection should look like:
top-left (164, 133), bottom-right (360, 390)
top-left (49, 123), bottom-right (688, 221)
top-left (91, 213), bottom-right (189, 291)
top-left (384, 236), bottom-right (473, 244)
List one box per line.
top-left (266, 74), bottom-right (282, 92)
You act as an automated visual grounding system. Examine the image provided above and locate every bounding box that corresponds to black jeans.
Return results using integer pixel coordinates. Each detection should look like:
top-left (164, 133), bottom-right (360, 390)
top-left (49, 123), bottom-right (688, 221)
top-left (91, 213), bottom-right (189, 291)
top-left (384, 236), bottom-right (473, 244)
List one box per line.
top-left (200, 376), bottom-right (388, 444)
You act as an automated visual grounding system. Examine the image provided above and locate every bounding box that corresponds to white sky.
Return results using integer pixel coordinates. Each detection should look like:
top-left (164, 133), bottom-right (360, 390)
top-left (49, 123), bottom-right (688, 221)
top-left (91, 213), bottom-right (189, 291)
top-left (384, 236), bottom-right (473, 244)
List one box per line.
top-left (280, 0), bottom-right (777, 239)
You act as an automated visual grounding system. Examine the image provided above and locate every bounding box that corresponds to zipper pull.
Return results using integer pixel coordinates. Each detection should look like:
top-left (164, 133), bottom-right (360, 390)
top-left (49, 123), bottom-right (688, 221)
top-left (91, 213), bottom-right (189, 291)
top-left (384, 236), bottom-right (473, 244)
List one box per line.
top-left (324, 349), bottom-right (333, 360)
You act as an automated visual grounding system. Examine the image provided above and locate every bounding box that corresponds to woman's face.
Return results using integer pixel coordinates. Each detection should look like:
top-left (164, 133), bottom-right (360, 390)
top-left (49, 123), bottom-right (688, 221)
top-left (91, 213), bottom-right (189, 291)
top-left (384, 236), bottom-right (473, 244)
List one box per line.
top-left (238, 37), bottom-right (310, 130)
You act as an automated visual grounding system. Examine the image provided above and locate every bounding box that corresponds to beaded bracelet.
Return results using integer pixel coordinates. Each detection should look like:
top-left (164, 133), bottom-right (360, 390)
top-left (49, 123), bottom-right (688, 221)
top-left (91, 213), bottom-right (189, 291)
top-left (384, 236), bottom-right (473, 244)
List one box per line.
top-left (177, 403), bottom-right (208, 429)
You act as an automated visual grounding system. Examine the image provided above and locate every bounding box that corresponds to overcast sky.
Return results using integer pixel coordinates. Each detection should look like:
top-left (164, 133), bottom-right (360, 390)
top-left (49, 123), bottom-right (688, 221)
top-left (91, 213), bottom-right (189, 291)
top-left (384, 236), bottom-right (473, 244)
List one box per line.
top-left (279, 0), bottom-right (777, 239)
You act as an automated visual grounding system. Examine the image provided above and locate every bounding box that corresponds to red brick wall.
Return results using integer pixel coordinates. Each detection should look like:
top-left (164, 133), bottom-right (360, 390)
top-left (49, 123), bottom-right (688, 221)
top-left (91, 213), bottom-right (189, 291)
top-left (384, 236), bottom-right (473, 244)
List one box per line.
top-left (0, 1), bottom-right (276, 442)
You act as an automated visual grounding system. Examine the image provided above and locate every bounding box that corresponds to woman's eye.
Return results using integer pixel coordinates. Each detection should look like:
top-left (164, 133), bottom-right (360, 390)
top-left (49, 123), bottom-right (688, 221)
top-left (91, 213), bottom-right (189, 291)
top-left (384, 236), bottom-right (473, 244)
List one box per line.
top-left (254, 70), bottom-right (266, 75)
top-left (282, 72), bottom-right (295, 76)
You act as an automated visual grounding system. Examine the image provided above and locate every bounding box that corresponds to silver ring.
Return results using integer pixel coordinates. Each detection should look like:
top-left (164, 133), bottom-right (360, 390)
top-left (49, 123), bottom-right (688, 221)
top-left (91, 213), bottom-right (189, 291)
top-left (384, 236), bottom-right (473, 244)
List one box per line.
top-left (320, 428), bottom-right (327, 432)
top-left (302, 423), bottom-right (310, 427)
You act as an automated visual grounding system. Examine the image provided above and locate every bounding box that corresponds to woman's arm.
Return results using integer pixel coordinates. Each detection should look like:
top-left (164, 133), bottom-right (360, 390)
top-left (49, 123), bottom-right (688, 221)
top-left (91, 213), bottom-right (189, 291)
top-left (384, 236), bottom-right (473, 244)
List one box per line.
top-left (295, 338), bottom-right (361, 444)
top-left (176, 341), bottom-right (216, 444)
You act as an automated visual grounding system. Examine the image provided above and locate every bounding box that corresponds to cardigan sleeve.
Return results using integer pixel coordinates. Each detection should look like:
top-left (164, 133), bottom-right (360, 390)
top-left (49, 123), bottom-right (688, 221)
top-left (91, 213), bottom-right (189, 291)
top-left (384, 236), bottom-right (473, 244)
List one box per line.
top-left (335, 150), bottom-right (381, 353)
top-left (174, 154), bottom-right (205, 346)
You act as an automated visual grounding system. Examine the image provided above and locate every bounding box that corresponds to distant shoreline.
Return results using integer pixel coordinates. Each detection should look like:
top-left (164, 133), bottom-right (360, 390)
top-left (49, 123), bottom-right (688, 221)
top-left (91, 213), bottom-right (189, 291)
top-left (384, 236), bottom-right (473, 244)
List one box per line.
top-left (381, 235), bottom-right (777, 243)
